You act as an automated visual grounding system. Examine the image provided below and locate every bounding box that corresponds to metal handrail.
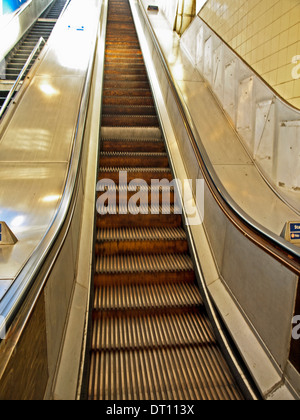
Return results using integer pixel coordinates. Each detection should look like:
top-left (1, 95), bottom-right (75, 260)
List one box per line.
top-left (0, 37), bottom-right (45, 119)
top-left (137, 0), bottom-right (300, 275)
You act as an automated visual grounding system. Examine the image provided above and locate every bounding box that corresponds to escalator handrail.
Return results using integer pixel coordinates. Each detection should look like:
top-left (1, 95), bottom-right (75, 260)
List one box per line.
top-left (137, 0), bottom-right (300, 276)
top-left (0, 36), bottom-right (46, 120)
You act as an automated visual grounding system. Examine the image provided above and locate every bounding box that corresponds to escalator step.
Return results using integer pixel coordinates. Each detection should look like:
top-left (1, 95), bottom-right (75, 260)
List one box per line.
top-left (102, 104), bottom-right (156, 115)
top-left (91, 310), bottom-right (214, 351)
top-left (94, 253), bottom-right (195, 285)
top-left (100, 151), bottom-right (168, 167)
top-left (88, 346), bottom-right (242, 400)
top-left (101, 138), bottom-right (165, 153)
top-left (98, 167), bottom-right (173, 183)
top-left (102, 114), bottom-right (160, 127)
top-left (93, 281), bottom-right (203, 311)
top-left (97, 226), bottom-right (186, 242)
top-left (95, 252), bottom-right (194, 274)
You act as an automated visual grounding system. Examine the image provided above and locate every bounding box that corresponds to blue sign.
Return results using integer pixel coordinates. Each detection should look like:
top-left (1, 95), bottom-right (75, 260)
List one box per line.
top-left (3, 0), bottom-right (27, 15)
top-left (290, 223), bottom-right (300, 241)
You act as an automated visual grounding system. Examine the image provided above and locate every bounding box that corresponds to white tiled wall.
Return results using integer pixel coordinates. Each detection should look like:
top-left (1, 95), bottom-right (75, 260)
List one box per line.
top-left (155, 0), bottom-right (207, 30)
top-left (199, 0), bottom-right (300, 109)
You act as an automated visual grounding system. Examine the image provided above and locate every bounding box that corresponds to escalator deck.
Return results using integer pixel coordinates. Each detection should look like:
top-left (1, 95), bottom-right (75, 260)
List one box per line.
top-left (87, 0), bottom-right (244, 400)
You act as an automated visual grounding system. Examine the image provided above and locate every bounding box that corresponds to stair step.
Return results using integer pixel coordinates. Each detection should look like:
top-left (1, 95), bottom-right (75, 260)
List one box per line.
top-left (105, 47), bottom-right (142, 54)
top-left (97, 183), bottom-right (176, 208)
top-left (102, 105), bottom-right (156, 116)
top-left (102, 95), bottom-right (154, 106)
top-left (103, 88), bottom-right (153, 98)
top-left (98, 167), bottom-right (173, 183)
top-left (95, 226), bottom-right (187, 254)
top-left (88, 344), bottom-right (240, 400)
top-left (105, 44), bottom-right (141, 52)
top-left (104, 73), bottom-right (148, 82)
top-left (105, 55), bottom-right (144, 63)
top-left (96, 206), bottom-right (182, 229)
top-left (97, 226), bottom-right (186, 242)
top-left (94, 253), bottom-right (195, 286)
top-left (101, 126), bottom-right (162, 140)
top-left (96, 252), bottom-right (193, 274)
top-left (101, 137), bottom-right (165, 153)
top-left (105, 63), bottom-right (147, 72)
top-left (99, 151), bottom-right (168, 167)
top-left (93, 281), bottom-right (202, 311)
top-left (102, 114), bottom-right (159, 128)
top-left (91, 310), bottom-right (213, 351)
